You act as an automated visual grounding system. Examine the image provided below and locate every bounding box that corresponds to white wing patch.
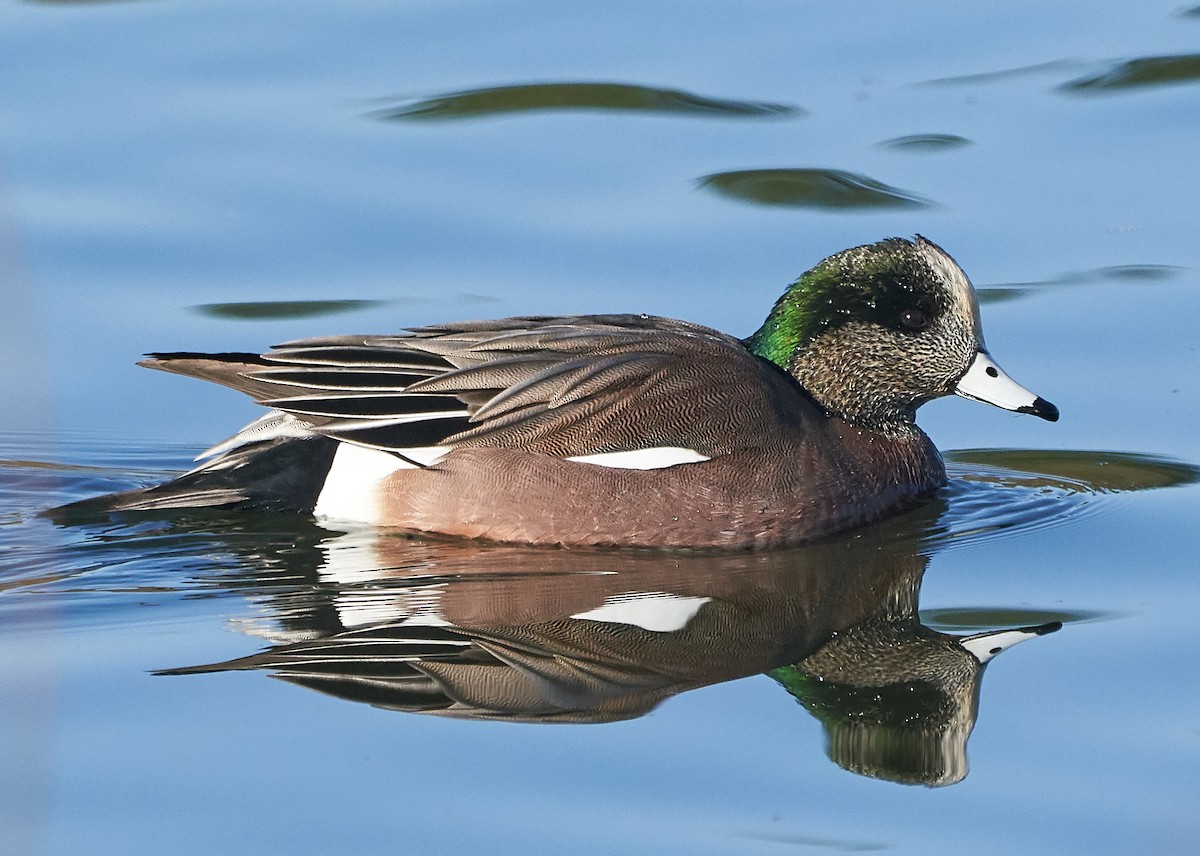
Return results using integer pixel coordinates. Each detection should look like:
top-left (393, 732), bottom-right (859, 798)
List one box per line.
top-left (314, 442), bottom-right (449, 523)
top-left (566, 446), bottom-right (711, 470)
top-left (571, 592), bottom-right (712, 632)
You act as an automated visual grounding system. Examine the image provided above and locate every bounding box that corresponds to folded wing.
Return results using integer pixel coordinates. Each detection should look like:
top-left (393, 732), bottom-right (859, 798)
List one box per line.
top-left (141, 314), bottom-right (808, 462)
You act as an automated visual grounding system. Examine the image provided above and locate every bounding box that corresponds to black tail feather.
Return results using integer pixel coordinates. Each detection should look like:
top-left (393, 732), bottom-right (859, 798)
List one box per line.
top-left (51, 436), bottom-right (339, 520)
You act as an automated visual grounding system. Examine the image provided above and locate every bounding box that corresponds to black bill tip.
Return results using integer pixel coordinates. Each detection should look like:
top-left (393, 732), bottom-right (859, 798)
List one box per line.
top-left (1029, 621), bottom-right (1064, 636)
top-left (1019, 397), bottom-right (1060, 422)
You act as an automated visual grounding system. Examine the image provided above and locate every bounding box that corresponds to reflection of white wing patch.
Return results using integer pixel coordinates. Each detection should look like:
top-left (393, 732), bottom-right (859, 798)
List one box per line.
top-left (314, 527), bottom-right (453, 629)
top-left (571, 592), bottom-right (712, 632)
top-left (566, 447), bottom-right (711, 470)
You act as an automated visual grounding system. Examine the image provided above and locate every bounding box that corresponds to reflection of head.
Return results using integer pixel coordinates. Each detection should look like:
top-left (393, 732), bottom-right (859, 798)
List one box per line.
top-left (770, 619), bottom-right (1059, 787)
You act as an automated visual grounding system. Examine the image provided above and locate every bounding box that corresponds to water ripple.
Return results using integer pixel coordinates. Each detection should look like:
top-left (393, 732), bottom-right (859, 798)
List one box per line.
top-left (2, 442), bottom-right (1195, 608)
top-left (976, 264), bottom-right (1184, 305)
top-left (698, 168), bottom-right (930, 210)
top-left (375, 82), bottom-right (801, 122)
top-left (927, 448), bottom-right (1200, 551)
top-left (190, 300), bottom-right (389, 321)
top-left (922, 605), bottom-right (1112, 634)
top-left (1061, 53), bottom-right (1200, 93)
top-left (877, 133), bottom-right (972, 153)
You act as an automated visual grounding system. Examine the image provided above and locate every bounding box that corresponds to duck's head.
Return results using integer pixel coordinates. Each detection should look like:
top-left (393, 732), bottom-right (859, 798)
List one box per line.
top-left (746, 236), bottom-right (1058, 431)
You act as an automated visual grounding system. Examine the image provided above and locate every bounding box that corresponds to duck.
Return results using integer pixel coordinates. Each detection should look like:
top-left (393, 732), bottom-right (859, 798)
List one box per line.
top-left (71, 236), bottom-right (1057, 549)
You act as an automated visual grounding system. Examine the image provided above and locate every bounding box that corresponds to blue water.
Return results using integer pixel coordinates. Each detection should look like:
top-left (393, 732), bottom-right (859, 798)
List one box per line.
top-left (3, 1), bottom-right (1200, 853)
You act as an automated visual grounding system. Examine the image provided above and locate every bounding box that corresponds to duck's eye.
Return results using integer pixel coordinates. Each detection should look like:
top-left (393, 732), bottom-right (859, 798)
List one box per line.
top-left (899, 308), bottom-right (928, 330)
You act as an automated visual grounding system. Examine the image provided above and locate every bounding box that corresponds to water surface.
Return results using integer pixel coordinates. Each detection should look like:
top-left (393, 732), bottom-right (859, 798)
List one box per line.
top-left (2, 1), bottom-right (1199, 854)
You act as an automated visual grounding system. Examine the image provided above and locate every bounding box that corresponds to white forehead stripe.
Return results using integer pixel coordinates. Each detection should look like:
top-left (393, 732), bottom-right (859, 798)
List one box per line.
top-left (566, 447), bottom-right (711, 470)
top-left (916, 239), bottom-right (980, 334)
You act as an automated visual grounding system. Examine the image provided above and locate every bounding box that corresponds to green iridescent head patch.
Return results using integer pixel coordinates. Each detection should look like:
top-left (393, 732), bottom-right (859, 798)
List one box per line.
top-left (746, 238), bottom-right (947, 368)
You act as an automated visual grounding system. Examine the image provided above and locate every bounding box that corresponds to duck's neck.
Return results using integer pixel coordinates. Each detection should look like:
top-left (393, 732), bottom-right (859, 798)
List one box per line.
top-left (744, 331), bottom-right (919, 436)
top-left (744, 303), bottom-right (804, 372)
top-left (792, 357), bottom-right (922, 436)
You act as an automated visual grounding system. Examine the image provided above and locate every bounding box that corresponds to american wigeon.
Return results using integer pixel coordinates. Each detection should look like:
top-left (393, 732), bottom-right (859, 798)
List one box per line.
top-left (75, 236), bottom-right (1057, 548)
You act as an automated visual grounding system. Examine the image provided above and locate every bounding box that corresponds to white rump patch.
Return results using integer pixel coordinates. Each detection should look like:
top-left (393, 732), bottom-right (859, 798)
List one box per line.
top-left (314, 442), bottom-right (448, 523)
top-left (565, 446), bottom-right (711, 470)
top-left (571, 592), bottom-right (712, 632)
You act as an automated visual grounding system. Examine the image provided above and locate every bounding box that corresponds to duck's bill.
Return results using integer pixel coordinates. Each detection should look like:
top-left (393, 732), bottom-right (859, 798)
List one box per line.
top-left (954, 350), bottom-right (1059, 422)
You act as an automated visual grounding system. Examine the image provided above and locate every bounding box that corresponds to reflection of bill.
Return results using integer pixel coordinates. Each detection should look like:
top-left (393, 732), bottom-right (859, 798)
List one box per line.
top-left (161, 508), bottom-right (1060, 787)
top-left (373, 81), bottom-right (799, 122)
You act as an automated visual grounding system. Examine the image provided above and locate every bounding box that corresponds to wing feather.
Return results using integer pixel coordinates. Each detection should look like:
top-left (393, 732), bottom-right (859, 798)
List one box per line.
top-left (469, 353), bottom-right (670, 422)
top-left (141, 315), bottom-right (804, 460)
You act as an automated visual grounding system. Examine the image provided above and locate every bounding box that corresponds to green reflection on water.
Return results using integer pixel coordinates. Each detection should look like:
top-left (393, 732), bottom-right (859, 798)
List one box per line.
top-left (1062, 53), bottom-right (1200, 92)
top-left (191, 300), bottom-right (388, 320)
top-left (1093, 264), bottom-right (1183, 281)
top-left (976, 287), bottom-right (1030, 305)
top-left (878, 133), bottom-right (972, 152)
top-left (977, 264), bottom-right (1182, 305)
top-left (698, 168), bottom-right (930, 209)
top-left (917, 60), bottom-right (1080, 87)
top-left (947, 449), bottom-right (1200, 493)
top-left (376, 82), bottom-right (801, 122)
top-left (922, 607), bottom-right (1109, 633)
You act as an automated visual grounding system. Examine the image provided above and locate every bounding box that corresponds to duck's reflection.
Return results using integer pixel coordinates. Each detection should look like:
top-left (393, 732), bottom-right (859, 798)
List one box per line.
top-left (161, 498), bottom-right (1059, 787)
top-left (772, 609), bottom-right (1056, 787)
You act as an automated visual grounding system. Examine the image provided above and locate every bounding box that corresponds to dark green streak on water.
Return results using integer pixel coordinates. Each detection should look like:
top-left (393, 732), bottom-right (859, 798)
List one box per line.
top-left (946, 449), bottom-right (1200, 493)
top-left (917, 60), bottom-right (1079, 88)
top-left (376, 82), bottom-right (801, 122)
top-left (1093, 264), bottom-right (1183, 281)
top-left (191, 300), bottom-right (388, 320)
top-left (978, 265), bottom-right (1182, 304)
top-left (698, 168), bottom-right (929, 210)
top-left (1062, 54), bottom-right (1200, 93)
top-left (976, 288), bottom-right (1029, 305)
top-left (878, 133), bottom-right (972, 152)
top-left (922, 606), bottom-right (1109, 633)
